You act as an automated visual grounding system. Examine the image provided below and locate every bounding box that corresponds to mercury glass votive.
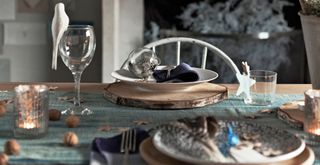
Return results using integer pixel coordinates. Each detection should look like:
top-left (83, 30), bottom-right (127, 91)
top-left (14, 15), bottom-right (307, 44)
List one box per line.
top-left (303, 89), bottom-right (320, 144)
top-left (13, 85), bottom-right (49, 138)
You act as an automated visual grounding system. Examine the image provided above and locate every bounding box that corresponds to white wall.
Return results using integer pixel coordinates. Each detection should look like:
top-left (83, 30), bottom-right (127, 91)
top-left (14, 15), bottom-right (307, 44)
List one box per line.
top-left (0, 0), bottom-right (144, 82)
top-left (49, 0), bottom-right (102, 82)
top-left (1, 11), bottom-right (50, 82)
top-left (0, 0), bottom-right (102, 82)
top-left (102, 0), bottom-right (144, 82)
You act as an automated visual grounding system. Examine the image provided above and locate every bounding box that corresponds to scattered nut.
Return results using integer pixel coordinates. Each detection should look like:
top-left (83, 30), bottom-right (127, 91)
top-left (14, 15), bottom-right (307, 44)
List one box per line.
top-left (133, 119), bottom-right (149, 125)
top-left (65, 115), bottom-right (80, 128)
top-left (49, 109), bottom-right (61, 121)
top-left (244, 114), bottom-right (258, 119)
top-left (58, 96), bottom-right (84, 103)
top-left (0, 153), bottom-right (8, 165)
top-left (63, 132), bottom-right (78, 147)
top-left (98, 124), bottom-right (112, 132)
top-left (0, 104), bottom-right (6, 117)
top-left (118, 127), bottom-right (130, 133)
top-left (4, 139), bottom-right (20, 155)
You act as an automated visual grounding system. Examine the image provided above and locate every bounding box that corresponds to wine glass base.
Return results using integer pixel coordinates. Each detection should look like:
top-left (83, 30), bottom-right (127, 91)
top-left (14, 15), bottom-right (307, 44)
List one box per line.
top-left (61, 106), bottom-right (93, 116)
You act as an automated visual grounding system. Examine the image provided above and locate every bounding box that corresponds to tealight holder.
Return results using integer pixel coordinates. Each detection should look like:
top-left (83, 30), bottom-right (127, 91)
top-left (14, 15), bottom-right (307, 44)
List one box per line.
top-left (303, 89), bottom-right (320, 145)
top-left (13, 85), bottom-right (49, 138)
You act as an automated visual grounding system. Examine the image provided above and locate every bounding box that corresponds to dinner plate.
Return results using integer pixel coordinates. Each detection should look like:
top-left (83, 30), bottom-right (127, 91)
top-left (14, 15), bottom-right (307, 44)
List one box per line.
top-left (152, 121), bottom-right (305, 164)
top-left (111, 66), bottom-right (218, 91)
top-left (140, 137), bottom-right (314, 165)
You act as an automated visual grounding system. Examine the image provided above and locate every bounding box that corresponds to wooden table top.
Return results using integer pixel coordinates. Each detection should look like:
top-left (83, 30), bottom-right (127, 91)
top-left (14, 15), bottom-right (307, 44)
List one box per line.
top-left (0, 82), bottom-right (311, 94)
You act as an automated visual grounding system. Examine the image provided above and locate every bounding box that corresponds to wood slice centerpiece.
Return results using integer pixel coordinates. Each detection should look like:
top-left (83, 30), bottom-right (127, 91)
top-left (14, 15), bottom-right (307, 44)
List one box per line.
top-left (277, 100), bottom-right (304, 129)
top-left (103, 82), bottom-right (227, 109)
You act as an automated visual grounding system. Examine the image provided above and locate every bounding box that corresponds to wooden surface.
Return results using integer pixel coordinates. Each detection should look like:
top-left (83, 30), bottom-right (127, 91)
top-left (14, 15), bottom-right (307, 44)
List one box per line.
top-left (139, 137), bottom-right (314, 165)
top-left (0, 83), bottom-right (311, 94)
top-left (103, 82), bottom-right (228, 109)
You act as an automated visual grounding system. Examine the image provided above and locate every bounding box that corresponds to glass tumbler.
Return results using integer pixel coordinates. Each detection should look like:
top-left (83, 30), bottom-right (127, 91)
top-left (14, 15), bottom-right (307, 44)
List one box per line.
top-left (304, 89), bottom-right (320, 135)
top-left (244, 70), bottom-right (277, 106)
top-left (13, 85), bottom-right (49, 138)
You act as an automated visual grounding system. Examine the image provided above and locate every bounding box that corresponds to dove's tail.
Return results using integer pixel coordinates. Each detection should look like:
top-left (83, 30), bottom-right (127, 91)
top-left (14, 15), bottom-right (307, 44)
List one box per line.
top-left (52, 43), bottom-right (58, 70)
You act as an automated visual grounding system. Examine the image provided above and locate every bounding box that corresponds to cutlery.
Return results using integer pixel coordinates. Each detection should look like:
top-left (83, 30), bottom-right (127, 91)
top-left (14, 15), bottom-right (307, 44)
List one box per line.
top-left (120, 129), bottom-right (137, 165)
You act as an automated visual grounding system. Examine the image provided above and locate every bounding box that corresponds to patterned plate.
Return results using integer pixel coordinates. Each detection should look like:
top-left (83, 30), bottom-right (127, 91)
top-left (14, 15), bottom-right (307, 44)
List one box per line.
top-left (152, 121), bottom-right (305, 164)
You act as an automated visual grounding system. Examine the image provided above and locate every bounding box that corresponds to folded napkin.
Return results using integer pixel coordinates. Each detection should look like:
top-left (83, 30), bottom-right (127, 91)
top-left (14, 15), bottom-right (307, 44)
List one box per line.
top-left (90, 128), bottom-right (149, 165)
top-left (152, 63), bottom-right (199, 83)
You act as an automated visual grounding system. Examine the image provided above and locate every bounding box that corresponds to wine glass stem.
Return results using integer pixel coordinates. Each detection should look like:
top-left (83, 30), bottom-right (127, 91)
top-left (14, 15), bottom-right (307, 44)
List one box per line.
top-left (73, 72), bottom-right (82, 107)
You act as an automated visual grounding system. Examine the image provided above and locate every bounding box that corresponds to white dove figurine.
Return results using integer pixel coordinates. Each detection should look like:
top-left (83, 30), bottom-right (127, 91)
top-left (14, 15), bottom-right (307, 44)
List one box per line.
top-left (51, 3), bottom-right (69, 70)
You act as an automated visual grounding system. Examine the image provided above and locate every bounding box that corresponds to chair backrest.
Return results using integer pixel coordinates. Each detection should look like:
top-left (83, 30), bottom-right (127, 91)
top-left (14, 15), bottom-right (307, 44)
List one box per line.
top-left (144, 37), bottom-right (241, 76)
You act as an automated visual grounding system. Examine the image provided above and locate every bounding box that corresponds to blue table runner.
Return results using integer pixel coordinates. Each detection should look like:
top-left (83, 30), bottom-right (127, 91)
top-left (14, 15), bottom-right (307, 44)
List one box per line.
top-left (0, 91), bottom-right (316, 164)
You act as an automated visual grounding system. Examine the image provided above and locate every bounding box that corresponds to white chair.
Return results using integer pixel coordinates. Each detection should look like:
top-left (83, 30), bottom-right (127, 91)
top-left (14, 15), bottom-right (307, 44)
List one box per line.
top-left (143, 37), bottom-right (241, 80)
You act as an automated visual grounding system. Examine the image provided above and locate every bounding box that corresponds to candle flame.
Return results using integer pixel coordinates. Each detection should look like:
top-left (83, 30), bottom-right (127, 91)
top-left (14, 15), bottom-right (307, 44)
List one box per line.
top-left (313, 128), bottom-right (320, 135)
top-left (23, 122), bottom-right (36, 129)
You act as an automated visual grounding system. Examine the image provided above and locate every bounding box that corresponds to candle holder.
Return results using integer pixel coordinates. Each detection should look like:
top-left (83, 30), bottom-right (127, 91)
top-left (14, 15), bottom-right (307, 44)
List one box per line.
top-left (13, 85), bottom-right (49, 138)
top-left (304, 89), bottom-right (320, 145)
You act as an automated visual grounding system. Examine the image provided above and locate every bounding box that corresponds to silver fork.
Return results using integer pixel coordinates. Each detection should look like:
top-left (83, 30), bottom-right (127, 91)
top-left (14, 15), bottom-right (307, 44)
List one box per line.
top-left (120, 129), bottom-right (137, 165)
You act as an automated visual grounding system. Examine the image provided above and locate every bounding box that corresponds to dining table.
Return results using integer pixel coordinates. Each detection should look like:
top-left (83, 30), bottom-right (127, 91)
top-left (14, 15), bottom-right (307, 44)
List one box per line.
top-left (0, 82), bottom-right (317, 165)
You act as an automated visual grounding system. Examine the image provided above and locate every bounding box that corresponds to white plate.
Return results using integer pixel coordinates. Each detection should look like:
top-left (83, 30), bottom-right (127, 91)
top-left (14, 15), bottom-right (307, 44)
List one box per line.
top-left (152, 121), bottom-right (305, 164)
top-left (111, 66), bottom-right (218, 91)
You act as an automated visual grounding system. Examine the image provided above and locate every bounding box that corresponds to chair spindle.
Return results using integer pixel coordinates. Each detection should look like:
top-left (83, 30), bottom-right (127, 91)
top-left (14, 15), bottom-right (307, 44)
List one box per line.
top-left (202, 47), bottom-right (208, 69)
top-left (176, 41), bottom-right (181, 65)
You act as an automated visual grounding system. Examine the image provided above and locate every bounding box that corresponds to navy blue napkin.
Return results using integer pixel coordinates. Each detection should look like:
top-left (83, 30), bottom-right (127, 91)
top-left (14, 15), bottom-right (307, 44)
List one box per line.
top-left (152, 63), bottom-right (199, 83)
top-left (90, 128), bottom-right (149, 165)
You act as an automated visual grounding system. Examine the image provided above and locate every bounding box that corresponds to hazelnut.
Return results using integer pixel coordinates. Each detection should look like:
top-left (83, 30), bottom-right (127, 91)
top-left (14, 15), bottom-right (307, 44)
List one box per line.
top-left (65, 115), bottom-right (80, 128)
top-left (0, 153), bottom-right (8, 165)
top-left (0, 104), bottom-right (6, 117)
top-left (49, 109), bottom-right (61, 121)
top-left (63, 132), bottom-right (78, 147)
top-left (4, 139), bottom-right (20, 155)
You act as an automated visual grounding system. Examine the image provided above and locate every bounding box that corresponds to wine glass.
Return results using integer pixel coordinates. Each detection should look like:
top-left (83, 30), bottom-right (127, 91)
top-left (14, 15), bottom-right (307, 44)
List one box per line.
top-left (58, 25), bottom-right (96, 115)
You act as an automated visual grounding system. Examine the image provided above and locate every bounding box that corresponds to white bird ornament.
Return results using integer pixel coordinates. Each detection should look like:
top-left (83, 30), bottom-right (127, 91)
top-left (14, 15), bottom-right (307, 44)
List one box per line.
top-left (51, 3), bottom-right (69, 70)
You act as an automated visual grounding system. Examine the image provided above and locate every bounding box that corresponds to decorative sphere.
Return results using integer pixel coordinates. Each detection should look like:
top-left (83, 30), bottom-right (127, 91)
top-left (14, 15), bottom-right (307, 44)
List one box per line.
top-left (127, 48), bottom-right (160, 79)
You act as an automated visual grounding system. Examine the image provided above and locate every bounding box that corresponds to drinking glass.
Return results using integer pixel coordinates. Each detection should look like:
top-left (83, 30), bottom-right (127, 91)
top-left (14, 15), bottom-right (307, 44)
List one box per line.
top-left (59, 25), bottom-right (96, 115)
top-left (243, 70), bottom-right (277, 106)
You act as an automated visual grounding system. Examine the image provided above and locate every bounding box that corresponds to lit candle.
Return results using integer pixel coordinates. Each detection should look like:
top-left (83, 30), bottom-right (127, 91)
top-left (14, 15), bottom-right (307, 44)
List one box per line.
top-left (304, 89), bottom-right (320, 137)
top-left (13, 85), bottom-right (49, 138)
top-left (19, 121), bottom-right (38, 129)
top-left (312, 128), bottom-right (320, 135)
top-left (23, 122), bottom-right (35, 129)
top-left (18, 118), bottom-right (39, 129)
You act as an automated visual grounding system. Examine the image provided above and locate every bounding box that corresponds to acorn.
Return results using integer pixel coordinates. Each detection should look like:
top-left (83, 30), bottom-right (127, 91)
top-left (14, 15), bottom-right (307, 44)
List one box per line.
top-left (63, 132), bottom-right (78, 147)
top-left (0, 152), bottom-right (8, 165)
top-left (0, 104), bottom-right (6, 117)
top-left (65, 115), bottom-right (80, 128)
top-left (4, 139), bottom-right (20, 155)
top-left (49, 109), bottom-right (61, 121)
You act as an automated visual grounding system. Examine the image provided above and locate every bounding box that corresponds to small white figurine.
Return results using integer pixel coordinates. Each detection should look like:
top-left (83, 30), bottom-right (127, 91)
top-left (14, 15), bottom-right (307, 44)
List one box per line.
top-left (51, 3), bottom-right (69, 70)
top-left (236, 62), bottom-right (255, 98)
